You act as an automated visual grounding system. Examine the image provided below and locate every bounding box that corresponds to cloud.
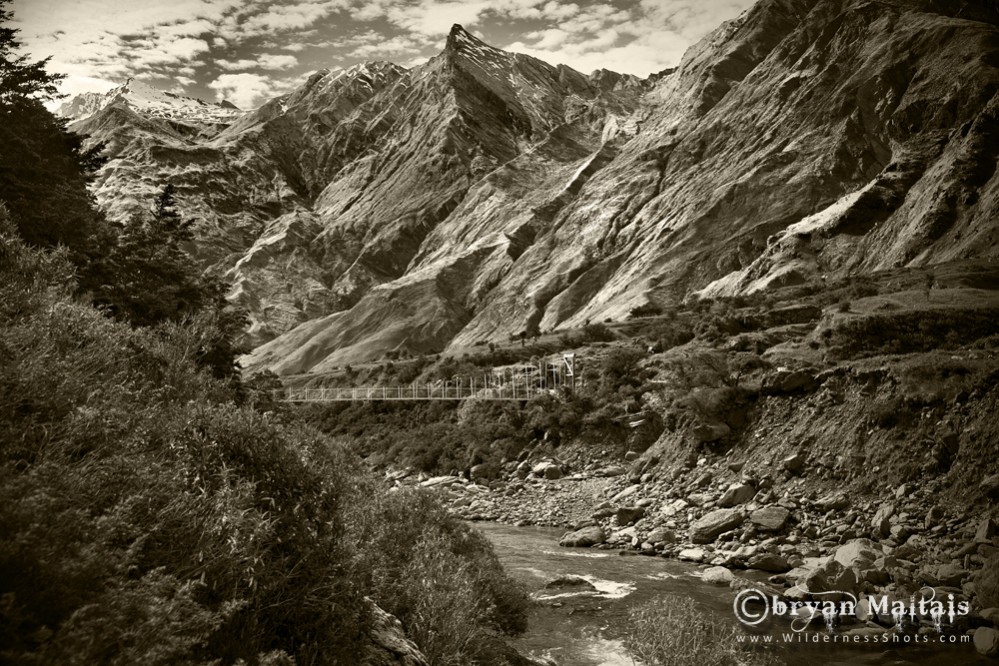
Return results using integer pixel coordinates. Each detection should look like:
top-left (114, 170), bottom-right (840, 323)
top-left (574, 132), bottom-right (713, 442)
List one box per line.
top-left (207, 71), bottom-right (305, 108)
top-left (240, 1), bottom-right (347, 35)
top-left (258, 53), bottom-right (299, 69)
top-left (13, 0), bottom-right (757, 102)
top-left (504, 0), bottom-right (755, 76)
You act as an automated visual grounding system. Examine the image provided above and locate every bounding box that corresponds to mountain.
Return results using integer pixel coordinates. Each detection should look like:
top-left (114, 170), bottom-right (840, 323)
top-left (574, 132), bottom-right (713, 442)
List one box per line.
top-left (58, 78), bottom-right (241, 123)
top-left (61, 0), bottom-right (999, 375)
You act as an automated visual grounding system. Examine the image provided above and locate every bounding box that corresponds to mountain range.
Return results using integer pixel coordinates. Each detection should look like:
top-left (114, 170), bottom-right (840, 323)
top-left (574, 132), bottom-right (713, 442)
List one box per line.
top-left (60, 0), bottom-right (999, 376)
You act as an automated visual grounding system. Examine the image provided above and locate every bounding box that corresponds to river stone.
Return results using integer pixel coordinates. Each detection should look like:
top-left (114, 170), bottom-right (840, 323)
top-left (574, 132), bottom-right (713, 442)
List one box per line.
top-left (976, 627), bottom-right (999, 657)
top-left (751, 505), bottom-right (790, 531)
top-left (719, 483), bottom-right (756, 508)
top-left (690, 508), bottom-right (745, 544)
top-left (748, 553), bottom-right (791, 573)
top-left (646, 527), bottom-right (677, 544)
top-left (702, 566), bottom-right (734, 585)
top-left (544, 575), bottom-right (598, 591)
top-left (559, 526), bottom-right (605, 548)
top-left (616, 506), bottom-right (645, 525)
top-left (981, 608), bottom-right (999, 626)
top-left (833, 539), bottom-right (881, 570)
top-left (661, 499), bottom-right (688, 518)
top-left (678, 548), bottom-right (707, 562)
top-left (420, 475), bottom-right (460, 487)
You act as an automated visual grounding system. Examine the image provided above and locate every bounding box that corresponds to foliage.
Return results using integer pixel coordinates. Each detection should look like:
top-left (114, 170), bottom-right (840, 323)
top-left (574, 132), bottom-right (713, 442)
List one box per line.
top-left (827, 308), bottom-right (999, 359)
top-left (346, 490), bottom-right (530, 666)
top-left (0, 229), bottom-right (528, 665)
top-left (0, 0), bottom-right (62, 107)
top-left (625, 596), bottom-right (781, 666)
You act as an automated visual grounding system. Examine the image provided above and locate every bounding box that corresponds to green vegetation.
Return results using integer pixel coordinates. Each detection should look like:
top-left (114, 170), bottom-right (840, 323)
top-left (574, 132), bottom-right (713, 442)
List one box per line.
top-left (625, 596), bottom-right (781, 666)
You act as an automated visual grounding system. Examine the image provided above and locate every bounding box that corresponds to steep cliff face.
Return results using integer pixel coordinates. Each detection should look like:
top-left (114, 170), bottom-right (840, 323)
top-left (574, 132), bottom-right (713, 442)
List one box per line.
top-left (452, 0), bottom-right (999, 346)
top-left (65, 1), bottom-right (999, 374)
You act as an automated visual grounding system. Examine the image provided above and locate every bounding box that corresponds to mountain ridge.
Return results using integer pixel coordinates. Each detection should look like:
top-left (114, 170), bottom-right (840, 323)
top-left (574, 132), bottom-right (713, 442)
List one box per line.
top-left (58, 2), bottom-right (999, 374)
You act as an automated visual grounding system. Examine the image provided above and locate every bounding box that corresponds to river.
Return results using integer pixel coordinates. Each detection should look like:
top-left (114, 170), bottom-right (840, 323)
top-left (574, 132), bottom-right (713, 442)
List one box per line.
top-left (473, 522), bottom-right (979, 666)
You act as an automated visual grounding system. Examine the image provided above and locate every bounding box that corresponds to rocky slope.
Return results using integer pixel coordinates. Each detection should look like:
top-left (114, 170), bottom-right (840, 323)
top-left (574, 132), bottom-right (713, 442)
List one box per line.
top-left (64, 0), bottom-right (999, 371)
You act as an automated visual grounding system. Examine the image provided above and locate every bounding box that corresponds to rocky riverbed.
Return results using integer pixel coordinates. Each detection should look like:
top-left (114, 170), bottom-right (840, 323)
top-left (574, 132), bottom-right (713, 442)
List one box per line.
top-left (385, 449), bottom-right (999, 658)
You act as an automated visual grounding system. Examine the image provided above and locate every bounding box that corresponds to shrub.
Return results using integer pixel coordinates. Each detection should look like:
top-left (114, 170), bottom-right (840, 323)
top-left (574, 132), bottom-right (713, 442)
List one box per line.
top-left (346, 490), bottom-right (530, 665)
top-left (626, 596), bottom-right (780, 666)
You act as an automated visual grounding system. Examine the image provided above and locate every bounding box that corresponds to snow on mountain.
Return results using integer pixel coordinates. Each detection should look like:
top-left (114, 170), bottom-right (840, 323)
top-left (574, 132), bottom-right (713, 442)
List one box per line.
top-left (57, 78), bottom-right (241, 124)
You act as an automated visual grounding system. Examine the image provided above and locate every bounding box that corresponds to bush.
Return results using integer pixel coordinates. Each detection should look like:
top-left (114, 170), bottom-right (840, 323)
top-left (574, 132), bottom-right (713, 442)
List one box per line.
top-left (0, 231), bottom-right (529, 664)
top-left (346, 490), bottom-right (530, 665)
top-left (626, 596), bottom-right (780, 666)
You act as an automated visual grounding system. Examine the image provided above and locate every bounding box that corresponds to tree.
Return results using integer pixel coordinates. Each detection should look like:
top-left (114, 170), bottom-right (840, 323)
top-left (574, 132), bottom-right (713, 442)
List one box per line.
top-left (0, 0), bottom-right (62, 109)
top-left (0, 0), bottom-right (113, 276)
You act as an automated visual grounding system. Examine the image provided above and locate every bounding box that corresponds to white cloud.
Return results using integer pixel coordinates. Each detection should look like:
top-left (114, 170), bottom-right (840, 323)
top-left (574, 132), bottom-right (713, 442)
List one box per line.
top-left (207, 71), bottom-right (305, 108)
top-left (258, 53), bottom-right (299, 69)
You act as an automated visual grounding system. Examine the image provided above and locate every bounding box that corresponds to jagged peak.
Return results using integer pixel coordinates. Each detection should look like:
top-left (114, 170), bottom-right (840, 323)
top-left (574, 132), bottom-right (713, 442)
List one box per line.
top-left (445, 24), bottom-right (506, 58)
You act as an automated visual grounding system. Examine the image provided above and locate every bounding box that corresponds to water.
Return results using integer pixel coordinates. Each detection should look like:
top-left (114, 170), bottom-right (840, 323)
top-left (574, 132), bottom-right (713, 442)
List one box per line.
top-left (473, 522), bottom-right (979, 666)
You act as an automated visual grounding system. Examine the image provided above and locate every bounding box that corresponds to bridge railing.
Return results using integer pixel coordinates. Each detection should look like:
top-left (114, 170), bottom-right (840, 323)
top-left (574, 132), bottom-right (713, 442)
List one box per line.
top-left (278, 383), bottom-right (548, 403)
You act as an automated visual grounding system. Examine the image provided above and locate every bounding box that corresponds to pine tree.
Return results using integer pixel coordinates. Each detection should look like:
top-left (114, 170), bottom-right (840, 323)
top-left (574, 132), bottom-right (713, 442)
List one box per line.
top-left (0, 0), bottom-right (61, 109)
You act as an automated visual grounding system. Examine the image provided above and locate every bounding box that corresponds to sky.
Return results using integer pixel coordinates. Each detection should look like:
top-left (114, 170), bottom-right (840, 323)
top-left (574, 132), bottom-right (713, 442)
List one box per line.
top-left (10, 0), bottom-right (756, 110)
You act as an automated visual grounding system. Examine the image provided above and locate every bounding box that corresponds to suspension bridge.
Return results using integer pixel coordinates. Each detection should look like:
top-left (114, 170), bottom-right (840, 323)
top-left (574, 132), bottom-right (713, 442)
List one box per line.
top-left (279, 354), bottom-right (577, 403)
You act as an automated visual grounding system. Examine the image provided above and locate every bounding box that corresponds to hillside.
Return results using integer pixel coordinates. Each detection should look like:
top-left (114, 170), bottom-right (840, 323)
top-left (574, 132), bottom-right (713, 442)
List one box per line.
top-left (61, 0), bottom-right (999, 376)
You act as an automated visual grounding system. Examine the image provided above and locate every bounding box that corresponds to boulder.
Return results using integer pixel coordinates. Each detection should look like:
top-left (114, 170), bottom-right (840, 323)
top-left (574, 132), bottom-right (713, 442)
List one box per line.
top-left (420, 475), bottom-right (460, 488)
top-left (544, 575), bottom-right (597, 591)
top-left (703, 566), bottom-right (734, 585)
top-left (690, 508), bottom-right (746, 544)
top-left (982, 475), bottom-right (999, 502)
top-left (611, 485), bottom-right (640, 503)
top-left (366, 600), bottom-right (430, 666)
top-left (559, 526), bottom-right (605, 548)
top-left (816, 491), bottom-right (850, 511)
top-left (871, 503), bottom-right (894, 538)
top-left (686, 492), bottom-right (713, 507)
top-left (544, 465), bottom-right (563, 480)
top-left (751, 505), bottom-right (790, 532)
top-left (646, 527), bottom-right (677, 544)
top-left (978, 517), bottom-right (998, 544)
top-left (678, 547), bottom-right (707, 562)
top-left (660, 499), bottom-right (688, 517)
top-left (692, 422), bottom-right (731, 443)
top-left (924, 505), bottom-right (945, 530)
top-left (765, 369), bottom-right (818, 394)
top-left (930, 563), bottom-right (967, 587)
top-left (748, 553), bottom-right (791, 573)
top-left (783, 453), bottom-right (807, 475)
top-left (975, 627), bottom-right (999, 657)
top-left (616, 506), bottom-right (646, 525)
top-left (981, 608), bottom-right (999, 626)
top-left (719, 483), bottom-right (756, 508)
top-left (833, 539), bottom-right (881, 570)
